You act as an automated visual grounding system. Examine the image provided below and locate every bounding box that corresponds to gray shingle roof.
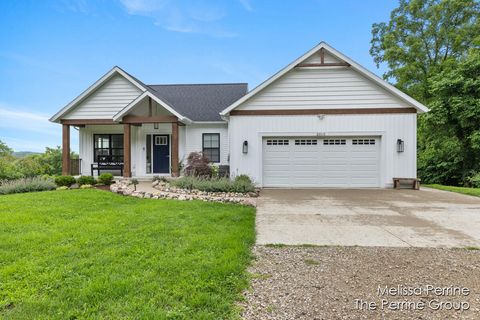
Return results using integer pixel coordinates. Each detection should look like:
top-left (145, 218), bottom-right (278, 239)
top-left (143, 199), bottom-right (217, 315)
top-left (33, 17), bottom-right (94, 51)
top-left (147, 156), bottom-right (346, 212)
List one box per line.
top-left (146, 83), bottom-right (248, 121)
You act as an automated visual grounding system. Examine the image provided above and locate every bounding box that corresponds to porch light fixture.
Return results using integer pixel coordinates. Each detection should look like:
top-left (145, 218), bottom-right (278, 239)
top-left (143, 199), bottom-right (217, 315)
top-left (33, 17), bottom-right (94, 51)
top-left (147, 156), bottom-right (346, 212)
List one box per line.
top-left (397, 139), bottom-right (404, 153)
top-left (154, 123), bottom-right (159, 129)
top-left (242, 140), bottom-right (248, 154)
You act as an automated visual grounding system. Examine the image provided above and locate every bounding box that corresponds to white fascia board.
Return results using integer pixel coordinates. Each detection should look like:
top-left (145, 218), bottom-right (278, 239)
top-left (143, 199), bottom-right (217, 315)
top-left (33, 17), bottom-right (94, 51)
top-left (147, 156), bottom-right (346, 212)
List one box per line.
top-left (49, 66), bottom-right (148, 123)
top-left (113, 91), bottom-right (190, 123)
top-left (220, 41), bottom-right (429, 115)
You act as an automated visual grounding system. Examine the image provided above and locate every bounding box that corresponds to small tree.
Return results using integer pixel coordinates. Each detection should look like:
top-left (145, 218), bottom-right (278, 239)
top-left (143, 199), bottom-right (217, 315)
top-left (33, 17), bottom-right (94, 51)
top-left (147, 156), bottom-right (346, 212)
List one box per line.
top-left (130, 178), bottom-right (139, 191)
top-left (184, 152), bottom-right (212, 177)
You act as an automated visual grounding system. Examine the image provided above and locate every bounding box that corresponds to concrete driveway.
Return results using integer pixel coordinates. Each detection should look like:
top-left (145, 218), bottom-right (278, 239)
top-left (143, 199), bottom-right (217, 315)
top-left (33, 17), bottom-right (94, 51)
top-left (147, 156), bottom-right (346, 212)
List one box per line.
top-left (256, 188), bottom-right (480, 247)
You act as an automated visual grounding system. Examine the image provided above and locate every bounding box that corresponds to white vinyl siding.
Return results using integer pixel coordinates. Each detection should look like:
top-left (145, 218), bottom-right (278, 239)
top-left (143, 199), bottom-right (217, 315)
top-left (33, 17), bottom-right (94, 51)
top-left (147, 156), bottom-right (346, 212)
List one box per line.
top-left (184, 124), bottom-right (229, 165)
top-left (236, 67), bottom-right (408, 110)
top-left (64, 74), bottom-right (142, 119)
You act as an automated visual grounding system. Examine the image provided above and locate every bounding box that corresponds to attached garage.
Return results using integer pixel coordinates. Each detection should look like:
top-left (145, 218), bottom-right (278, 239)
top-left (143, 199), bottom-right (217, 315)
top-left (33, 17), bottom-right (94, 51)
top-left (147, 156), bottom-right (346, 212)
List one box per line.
top-left (221, 42), bottom-right (429, 188)
top-left (262, 137), bottom-right (380, 188)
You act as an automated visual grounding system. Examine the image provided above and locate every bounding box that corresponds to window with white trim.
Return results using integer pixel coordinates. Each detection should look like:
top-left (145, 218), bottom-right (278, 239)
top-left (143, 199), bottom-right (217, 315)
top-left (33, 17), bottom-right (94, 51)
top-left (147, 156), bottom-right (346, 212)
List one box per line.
top-left (266, 139), bottom-right (289, 145)
top-left (295, 139), bottom-right (318, 145)
top-left (323, 139), bottom-right (346, 145)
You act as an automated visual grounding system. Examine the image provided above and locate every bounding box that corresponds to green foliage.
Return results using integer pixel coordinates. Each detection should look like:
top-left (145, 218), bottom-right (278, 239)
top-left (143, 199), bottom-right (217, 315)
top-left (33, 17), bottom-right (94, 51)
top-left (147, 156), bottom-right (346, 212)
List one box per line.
top-left (234, 174), bottom-right (253, 184)
top-left (54, 175), bottom-right (76, 187)
top-left (97, 173), bottom-right (114, 185)
top-left (426, 184), bottom-right (480, 197)
top-left (0, 140), bottom-right (13, 157)
top-left (0, 177), bottom-right (56, 195)
top-left (370, 0), bottom-right (480, 102)
top-left (152, 175), bottom-right (169, 183)
top-left (56, 186), bottom-right (69, 191)
top-left (0, 190), bottom-right (255, 319)
top-left (418, 48), bottom-right (480, 184)
top-left (372, 0), bottom-right (480, 186)
top-left (80, 184), bottom-right (93, 189)
top-left (210, 164), bottom-right (219, 178)
top-left (467, 172), bottom-right (480, 188)
top-left (171, 176), bottom-right (255, 193)
top-left (0, 142), bottom-right (77, 181)
top-left (76, 175), bottom-right (96, 186)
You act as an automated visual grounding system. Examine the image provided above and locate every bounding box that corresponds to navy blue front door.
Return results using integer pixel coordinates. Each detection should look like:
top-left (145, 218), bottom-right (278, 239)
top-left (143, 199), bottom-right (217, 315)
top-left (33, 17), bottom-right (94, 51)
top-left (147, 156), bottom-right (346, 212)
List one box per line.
top-left (153, 135), bottom-right (170, 173)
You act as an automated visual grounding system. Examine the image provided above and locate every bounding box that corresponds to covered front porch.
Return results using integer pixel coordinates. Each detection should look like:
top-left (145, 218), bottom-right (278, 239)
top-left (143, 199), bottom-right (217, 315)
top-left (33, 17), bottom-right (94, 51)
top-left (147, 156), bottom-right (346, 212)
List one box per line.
top-left (61, 96), bottom-right (184, 178)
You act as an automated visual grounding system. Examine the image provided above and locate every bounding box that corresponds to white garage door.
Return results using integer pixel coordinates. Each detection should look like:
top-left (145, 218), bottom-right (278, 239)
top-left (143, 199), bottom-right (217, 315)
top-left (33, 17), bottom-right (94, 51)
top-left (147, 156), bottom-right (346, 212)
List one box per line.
top-left (262, 137), bottom-right (380, 188)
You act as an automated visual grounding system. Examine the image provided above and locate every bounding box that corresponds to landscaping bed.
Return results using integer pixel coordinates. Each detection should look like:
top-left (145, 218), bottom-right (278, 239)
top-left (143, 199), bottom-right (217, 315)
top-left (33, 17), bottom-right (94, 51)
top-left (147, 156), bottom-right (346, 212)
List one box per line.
top-left (111, 177), bottom-right (259, 206)
top-left (0, 189), bottom-right (255, 319)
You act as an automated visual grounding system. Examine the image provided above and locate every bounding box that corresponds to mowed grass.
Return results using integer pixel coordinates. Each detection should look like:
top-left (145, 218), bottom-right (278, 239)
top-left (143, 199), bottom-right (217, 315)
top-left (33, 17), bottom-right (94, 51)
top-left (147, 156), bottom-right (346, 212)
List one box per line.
top-left (0, 189), bottom-right (255, 319)
top-left (425, 184), bottom-right (480, 197)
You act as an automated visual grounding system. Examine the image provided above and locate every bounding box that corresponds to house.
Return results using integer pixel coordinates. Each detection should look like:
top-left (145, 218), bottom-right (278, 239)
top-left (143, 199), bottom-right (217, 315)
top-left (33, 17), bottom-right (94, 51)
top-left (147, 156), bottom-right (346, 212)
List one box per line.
top-left (50, 42), bottom-right (428, 188)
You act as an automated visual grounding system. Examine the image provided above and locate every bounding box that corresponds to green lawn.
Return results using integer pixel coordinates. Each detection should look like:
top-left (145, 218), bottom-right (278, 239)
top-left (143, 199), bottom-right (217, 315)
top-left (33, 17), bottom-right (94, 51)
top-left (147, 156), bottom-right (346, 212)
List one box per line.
top-left (0, 189), bottom-right (255, 319)
top-left (425, 184), bottom-right (480, 197)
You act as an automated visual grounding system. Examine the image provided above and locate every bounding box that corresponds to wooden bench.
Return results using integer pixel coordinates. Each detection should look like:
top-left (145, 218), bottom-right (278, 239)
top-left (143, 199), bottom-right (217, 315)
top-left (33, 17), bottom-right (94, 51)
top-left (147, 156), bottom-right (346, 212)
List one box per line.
top-left (91, 155), bottom-right (124, 176)
top-left (393, 177), bottom-right (420, 190)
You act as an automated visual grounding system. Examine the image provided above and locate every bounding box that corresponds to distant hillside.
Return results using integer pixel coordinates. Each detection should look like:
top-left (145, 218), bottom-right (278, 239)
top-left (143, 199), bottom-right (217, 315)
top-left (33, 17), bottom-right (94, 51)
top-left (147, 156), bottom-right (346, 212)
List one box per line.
top-left (12, 151), bottom-right (41, 158)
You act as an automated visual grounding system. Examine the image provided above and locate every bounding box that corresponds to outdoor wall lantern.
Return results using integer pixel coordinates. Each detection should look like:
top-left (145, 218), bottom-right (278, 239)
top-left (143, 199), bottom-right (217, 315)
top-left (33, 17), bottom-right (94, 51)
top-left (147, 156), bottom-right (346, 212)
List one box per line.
top-left (242, 140), bottom-right (248, 154)
top-left (154, 123), bottom-right (159, 129)
top-left (397, 139), bottom-right (404, 153)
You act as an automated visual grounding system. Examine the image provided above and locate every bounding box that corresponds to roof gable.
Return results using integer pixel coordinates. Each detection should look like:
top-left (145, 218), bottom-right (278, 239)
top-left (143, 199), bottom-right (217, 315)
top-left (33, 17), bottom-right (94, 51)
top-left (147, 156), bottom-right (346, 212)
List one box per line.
top-left (220, 42), bottom-right (429, 115)
top-left (50, 66), bottom-right (147, 122)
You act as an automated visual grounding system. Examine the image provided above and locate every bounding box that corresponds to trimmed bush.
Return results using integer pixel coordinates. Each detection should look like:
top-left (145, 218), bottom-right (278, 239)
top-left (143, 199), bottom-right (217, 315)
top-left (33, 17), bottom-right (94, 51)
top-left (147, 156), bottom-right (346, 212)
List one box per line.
top-left (54, 175), bottom-right (76, 187)
top-left (184, 152), bottom-right (212, 177)
top-left (234, 174), bottom-right (252, 184)
top-left (80, 184), bottom-right (93, 189)
top-left (98, 173), bottom-right (114, 185)
top-left (56, 186), bottom-right (69, 191)
top-left (170, 176), bottom-right (255, 193)
top-left (0, 177), bottom-right (56, 195)
top-left (77, 175), bottom-right (96, 186)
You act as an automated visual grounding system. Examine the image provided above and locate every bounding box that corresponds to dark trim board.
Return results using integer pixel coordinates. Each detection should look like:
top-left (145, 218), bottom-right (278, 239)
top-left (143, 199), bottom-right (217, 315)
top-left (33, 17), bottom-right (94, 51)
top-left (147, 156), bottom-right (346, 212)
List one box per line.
top-left (229, 108), bottom-right (418, 116)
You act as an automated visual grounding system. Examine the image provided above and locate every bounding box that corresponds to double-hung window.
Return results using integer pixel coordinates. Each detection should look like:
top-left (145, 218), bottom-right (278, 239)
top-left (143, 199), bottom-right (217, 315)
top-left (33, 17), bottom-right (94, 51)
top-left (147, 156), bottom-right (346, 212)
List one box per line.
top-left (202, 133), bottom-right (220, 163)
top-left (93, 134), bottom-right (124, 162)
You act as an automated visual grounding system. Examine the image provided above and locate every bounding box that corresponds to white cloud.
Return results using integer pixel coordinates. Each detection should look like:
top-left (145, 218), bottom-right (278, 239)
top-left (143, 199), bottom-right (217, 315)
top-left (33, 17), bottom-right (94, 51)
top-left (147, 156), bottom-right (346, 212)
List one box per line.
top-left (238, 0), bottom-right (253, 12)
top-left (0, 104), bottom-right (80, 152)
top-left (119, 0), bottom-right (248, 37)
top-left (0, 105), bottom-right (58, 136)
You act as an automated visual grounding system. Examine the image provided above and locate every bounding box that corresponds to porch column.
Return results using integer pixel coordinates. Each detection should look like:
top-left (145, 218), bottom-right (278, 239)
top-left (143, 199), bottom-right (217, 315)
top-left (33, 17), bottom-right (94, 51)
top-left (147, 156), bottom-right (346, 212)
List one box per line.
top-left (123, 123), bottom-right (132, 177)
top-left (171, 122), bottom-right (179, 177)
top-left (62, 124), bottom-right (70, 175)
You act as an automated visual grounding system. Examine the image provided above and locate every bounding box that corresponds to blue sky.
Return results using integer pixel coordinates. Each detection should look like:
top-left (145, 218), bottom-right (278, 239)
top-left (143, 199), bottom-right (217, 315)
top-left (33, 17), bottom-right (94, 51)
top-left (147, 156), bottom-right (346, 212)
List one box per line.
top-left (0, 0), bottom-right (397, 152)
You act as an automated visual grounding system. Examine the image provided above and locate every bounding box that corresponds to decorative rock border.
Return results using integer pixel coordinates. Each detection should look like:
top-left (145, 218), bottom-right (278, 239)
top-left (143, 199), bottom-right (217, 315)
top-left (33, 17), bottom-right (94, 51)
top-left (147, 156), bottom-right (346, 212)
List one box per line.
top-left (110, 179), bottom-right (258, 206)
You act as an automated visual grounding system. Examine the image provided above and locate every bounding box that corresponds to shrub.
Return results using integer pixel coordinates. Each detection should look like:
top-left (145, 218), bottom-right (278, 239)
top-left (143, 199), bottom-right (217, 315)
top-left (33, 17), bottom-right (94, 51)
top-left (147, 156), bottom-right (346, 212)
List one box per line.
top-left (0, 177), bottom-right (56, 195)
top-left (77, 175), bottom-right (96, 186)
top-left (467, 172), bottom-right (480, 188)
top-left (184, 152), bottom-right (212, 177)
top-left (210, 164), bottom-right (219, 178)
top-left (170, 176), bottom-right (255, 193)
top-left (153, 176), bottom-right (169, 183)
top-left (56, 186), bottom-right (69, 191)
top-left (80, 184), bottom-right (93, 189)
top-left (130, 178), bottom-right (139, 191)
top-left (98, 173), bottom-right (114, 185)
top-left (54, 175), bottom-right (76, 187)
top-left (234, 174), bottom-right (252, 184)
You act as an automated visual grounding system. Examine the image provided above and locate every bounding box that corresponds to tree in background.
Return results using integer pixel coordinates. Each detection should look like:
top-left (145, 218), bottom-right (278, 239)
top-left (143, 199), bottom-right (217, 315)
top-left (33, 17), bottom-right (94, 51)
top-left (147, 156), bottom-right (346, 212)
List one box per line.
top-left (419, 49), bottom-right (480, 184)
top-left (0, 142), bottom-right (76, 180)
top-left (371, 0), bottom-right (480, 185)
top-left (371, 0), bottom-right (479, 103)
top-left (0, 140), bottom-right (13, 157)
